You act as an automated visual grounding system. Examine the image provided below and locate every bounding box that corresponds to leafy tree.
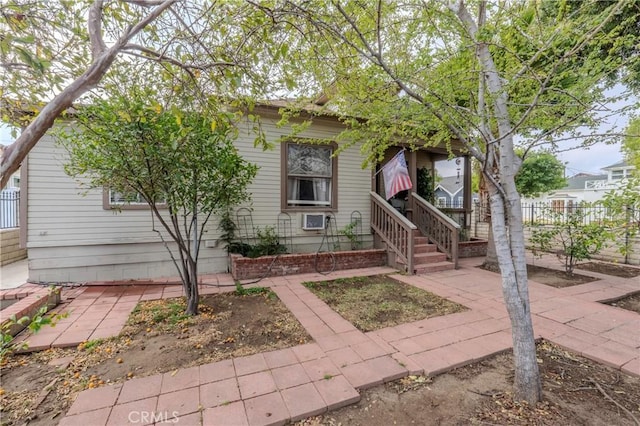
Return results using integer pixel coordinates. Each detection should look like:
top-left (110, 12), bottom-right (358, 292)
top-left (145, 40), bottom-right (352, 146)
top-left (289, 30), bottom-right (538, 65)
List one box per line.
top-left (516, 152), bottom-right (566, 198)
top-left (416, 167), bottom-right (435, 203)
top-left (269, 0), bottom-right (639, 403)
top-left (0, 0), bottom-right (287, 188)
top-left (58, 91), bottom-right (257, 315)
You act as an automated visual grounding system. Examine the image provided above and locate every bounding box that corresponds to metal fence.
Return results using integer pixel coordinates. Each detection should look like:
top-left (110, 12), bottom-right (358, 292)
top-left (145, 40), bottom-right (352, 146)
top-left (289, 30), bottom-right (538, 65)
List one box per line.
top-left (475, 201), bottom-right (638, 226)
top-left (0, 189), bottom-right (20, 229)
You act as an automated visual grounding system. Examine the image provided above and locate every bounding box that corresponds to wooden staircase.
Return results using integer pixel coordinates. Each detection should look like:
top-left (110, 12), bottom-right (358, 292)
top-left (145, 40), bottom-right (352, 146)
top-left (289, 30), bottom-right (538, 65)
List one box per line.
top-left (411, 235), bottom-right (455, 274)
top-left (370, 191), bottom-right (458, 276)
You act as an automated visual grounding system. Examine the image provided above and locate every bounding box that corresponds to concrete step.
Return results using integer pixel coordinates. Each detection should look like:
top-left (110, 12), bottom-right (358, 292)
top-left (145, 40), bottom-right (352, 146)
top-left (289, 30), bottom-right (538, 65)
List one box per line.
top-left (413, 252), bottom-right (447, 265)
top-left (414, 261), bottom-right (455, 274)
top-left (414, 244), bottom-right (437, 254)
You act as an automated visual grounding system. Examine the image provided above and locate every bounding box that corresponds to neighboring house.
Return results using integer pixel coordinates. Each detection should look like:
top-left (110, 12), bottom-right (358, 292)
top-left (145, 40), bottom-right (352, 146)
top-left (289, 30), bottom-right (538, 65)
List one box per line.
top-left (22, 102), bottom-right (472, 283)
top-left (434, 176), bottom-right (464, 208)
top-left (524, 160), bottom-right (635, 207)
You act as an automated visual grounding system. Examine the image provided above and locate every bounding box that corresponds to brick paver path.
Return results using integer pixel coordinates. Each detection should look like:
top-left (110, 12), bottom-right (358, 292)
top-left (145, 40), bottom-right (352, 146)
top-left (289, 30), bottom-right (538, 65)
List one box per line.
top-left (6, 257), bottom-right (638, 426)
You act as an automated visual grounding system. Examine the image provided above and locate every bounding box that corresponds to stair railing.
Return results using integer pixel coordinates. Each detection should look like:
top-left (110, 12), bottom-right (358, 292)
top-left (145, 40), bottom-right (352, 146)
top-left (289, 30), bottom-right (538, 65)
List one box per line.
top-left (411, 192), bottom-right (460, 269)
top-left (370, 191), bottom-right (416, 274)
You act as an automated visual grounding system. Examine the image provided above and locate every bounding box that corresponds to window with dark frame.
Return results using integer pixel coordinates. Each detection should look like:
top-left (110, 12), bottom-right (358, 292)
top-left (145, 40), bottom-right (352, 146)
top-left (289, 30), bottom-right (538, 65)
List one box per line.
top-left (109, 190), bottom-right (147, 205)
top-left (283, 142), bottom-right (337, 210)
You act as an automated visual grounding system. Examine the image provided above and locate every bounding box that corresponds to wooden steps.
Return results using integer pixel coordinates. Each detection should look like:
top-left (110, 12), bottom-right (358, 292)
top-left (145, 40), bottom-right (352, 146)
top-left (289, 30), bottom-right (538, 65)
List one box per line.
top-left (411, 235), bottom-right (455, 274)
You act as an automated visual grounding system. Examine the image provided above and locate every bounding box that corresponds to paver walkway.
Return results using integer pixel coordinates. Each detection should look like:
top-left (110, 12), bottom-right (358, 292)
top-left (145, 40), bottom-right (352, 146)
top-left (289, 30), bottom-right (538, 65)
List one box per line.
top-left (5, 257), bottom-right (639, 426)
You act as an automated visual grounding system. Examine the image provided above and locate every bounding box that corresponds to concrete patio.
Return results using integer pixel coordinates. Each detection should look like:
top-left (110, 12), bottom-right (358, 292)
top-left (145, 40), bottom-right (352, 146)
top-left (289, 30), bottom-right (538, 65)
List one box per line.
top-left (3, 255), bottom-right (639, 426)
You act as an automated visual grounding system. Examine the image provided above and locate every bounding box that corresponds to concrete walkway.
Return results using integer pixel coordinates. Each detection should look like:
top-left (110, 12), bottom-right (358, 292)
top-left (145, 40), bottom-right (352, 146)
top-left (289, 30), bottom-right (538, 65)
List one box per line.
top-left (6, 257), bottom-right (639, 426)
top-left (0, 258), bottom-right (28, 290)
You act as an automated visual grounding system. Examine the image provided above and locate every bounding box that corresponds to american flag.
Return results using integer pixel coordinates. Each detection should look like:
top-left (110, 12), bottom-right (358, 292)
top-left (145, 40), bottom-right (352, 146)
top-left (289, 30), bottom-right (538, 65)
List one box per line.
top-left (383, 150), bottom-right (412, 200)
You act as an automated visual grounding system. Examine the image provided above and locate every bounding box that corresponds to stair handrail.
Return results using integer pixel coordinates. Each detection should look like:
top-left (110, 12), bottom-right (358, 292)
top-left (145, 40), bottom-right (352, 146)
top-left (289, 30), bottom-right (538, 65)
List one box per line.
top-left (411, 192), bottom-right (460, 269)
top-left (370, 191), bottom-right (416, 274)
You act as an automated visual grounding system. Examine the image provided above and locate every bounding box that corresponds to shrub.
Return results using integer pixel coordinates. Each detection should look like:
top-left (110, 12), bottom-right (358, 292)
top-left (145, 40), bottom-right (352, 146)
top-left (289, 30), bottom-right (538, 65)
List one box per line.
top-left (529, 205), bottom-right (613, 275)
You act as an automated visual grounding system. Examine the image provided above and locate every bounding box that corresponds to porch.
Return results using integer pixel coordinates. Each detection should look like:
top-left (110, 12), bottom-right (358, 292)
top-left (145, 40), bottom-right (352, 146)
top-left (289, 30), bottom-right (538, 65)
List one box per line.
top-left (370, 147), bottom-right (483, 275)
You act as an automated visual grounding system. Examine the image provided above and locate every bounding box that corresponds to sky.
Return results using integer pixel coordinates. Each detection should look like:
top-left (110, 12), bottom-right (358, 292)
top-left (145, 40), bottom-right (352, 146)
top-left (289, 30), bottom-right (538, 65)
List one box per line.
top-left (0, 124), bottom-right (14, 147)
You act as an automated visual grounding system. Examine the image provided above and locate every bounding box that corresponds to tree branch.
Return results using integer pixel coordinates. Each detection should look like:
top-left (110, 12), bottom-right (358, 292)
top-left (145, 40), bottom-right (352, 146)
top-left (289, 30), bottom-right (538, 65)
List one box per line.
top-left (122, 0), bottom-right (169, 6)
top-left (88, 0), bottom-right (107, 60)
top-left (0, 0), bottom-right (177, 188)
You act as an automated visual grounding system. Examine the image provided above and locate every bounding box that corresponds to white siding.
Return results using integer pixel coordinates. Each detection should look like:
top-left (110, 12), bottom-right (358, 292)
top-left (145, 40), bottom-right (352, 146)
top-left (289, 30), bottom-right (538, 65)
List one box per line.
top-left (27, 113), bottom-right (374, 282)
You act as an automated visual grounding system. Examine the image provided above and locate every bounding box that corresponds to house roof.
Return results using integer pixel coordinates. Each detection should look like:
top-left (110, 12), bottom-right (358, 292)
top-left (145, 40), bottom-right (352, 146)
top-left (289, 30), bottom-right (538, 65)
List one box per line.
top-left (601, 160), bottom-right (629, 170)
top-left (435, 176), bottom-right (463, 196)
top-left (563, 174), bottom-right (607, 190)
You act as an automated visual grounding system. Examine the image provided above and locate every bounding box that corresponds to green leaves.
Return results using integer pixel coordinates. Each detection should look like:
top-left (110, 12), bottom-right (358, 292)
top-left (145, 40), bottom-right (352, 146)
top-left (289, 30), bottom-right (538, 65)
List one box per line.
top-left (529, 204), bottom-right (614, 274)
top-left (57, 90), bottom-right (258, 315)
top-left (516, 152), bottom-right (567, 198)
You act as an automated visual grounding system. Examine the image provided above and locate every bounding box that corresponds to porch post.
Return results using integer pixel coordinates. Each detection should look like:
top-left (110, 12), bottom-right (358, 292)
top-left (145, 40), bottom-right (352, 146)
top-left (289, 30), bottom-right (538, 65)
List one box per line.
top-left (408, 149), bottom-right (417, 222)
top-left (463, 154), bottom-right (472, 229)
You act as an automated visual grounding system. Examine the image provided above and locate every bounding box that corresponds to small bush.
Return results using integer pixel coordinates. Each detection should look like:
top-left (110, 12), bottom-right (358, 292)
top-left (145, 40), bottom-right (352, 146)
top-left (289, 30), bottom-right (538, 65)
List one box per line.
top-left (228, 226), bottom-right (287, 258)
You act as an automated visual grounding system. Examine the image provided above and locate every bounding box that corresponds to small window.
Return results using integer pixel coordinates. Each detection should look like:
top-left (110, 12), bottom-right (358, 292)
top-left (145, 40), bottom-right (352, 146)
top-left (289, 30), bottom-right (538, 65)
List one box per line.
top-left (109, 190), bottom-right (147, 205)
top-left (282, 141), bottom-right (337, 211)
top-left (103, 189), bottom-right (166, 210)
top-left (611, 170), bottom-right (624, 180)
top-left (437, 197), bottom-right (447, 207)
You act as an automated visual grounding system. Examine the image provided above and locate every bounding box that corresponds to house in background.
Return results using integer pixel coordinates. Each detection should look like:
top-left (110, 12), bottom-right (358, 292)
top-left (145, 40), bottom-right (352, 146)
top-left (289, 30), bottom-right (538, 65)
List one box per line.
top-left (434, 176), bottom-right (464, 208)
top-left (20, 102), bottom-right (474, 283)
top-left (523, 160), bottom-right (635, 209)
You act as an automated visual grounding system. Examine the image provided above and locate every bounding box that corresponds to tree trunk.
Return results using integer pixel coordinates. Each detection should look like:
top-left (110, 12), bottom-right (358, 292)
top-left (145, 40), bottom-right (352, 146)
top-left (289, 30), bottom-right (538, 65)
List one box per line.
top-left (185, 257), bottom-right (199, 316)
top-left (482, 222), bottom-right (500, 272)
top-left (488, 189), bottom-right (542, 403)
top-left (452, 1), bottom-right (542, 404)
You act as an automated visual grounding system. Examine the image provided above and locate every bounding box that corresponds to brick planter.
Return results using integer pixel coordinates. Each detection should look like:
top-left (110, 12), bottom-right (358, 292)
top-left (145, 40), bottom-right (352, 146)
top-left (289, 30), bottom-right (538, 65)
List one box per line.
top-left (230, 249), bottom-right (387, 280)
top-left (1, 287), bottom-right (61, 337)
top-left (458, 238), bottom-right (488, 258)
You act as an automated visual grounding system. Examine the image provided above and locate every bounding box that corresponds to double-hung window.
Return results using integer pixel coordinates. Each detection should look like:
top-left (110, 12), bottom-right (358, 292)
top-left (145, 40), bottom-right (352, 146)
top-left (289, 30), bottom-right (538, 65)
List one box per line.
top-left (283, 141), bottom-right (337, 210)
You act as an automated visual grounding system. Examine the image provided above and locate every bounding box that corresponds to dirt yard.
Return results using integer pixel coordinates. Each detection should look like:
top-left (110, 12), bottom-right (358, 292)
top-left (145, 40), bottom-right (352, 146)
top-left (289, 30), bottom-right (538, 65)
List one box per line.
top-left (0, 288), bottom-right (310, 426)
top-left (303, 275), bottom-right (466, 332)
top-left (1, 272), bottom-right (638, 426)
top-left (480, 263), bottom-right (599, 288)
top-left (526, 264), bottom-right (598, 288)
top-left (298, 341), bottom-right (640, 426)
top-left (577, 261), bottom-right (640, 278)
top-left (607, 292), bottom-right (640, 314)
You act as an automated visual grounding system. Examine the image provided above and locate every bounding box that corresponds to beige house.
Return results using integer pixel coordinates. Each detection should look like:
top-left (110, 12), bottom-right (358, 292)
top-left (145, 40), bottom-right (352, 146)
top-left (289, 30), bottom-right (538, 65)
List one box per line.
top-left (22, 104), bottom-right (472, 283)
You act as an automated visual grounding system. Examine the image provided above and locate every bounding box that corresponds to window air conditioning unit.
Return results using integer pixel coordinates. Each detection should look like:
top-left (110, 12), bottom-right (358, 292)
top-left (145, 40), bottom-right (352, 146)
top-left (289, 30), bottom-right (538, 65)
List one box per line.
top-left (302, 213), bottom-right (326, 230)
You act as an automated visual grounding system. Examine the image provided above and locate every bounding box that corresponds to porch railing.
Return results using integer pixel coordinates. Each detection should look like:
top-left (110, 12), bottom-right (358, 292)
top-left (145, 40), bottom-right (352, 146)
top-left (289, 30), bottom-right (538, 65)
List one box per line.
top-left (370, 191), bottom-right (416, 274)
top-left (412, 192), bottom-right (460, 269)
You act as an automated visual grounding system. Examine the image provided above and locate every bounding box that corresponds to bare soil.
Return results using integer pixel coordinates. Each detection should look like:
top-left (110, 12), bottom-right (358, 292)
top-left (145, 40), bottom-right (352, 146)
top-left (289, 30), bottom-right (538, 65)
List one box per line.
top-left (302, 275), bottom-right (466, 332)
top-left (0, 289), bottom-right (311, 426)
top-left (606, 292), bottom-right (640, 314)
top-left (526, 264), bottom-right (598, 288)
top-left (577, 261), bottom-right (640, 278)
top-left (298, 341), bottom-right (640, 426)
top-left (2, 279), bottom-right (639, 426)
top-left (480, 264), bottom-right (598, 288)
